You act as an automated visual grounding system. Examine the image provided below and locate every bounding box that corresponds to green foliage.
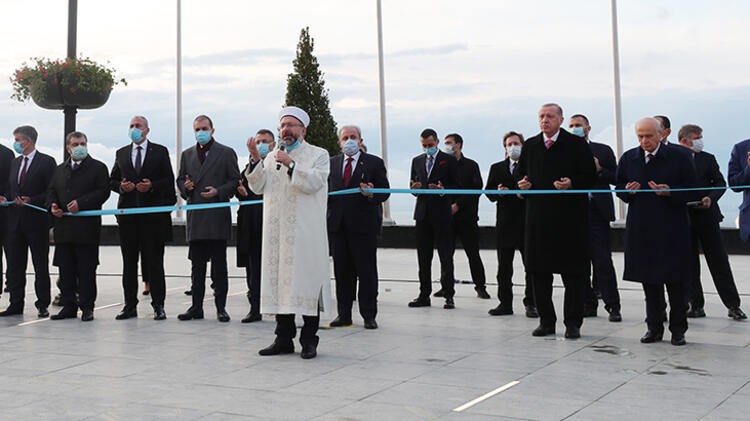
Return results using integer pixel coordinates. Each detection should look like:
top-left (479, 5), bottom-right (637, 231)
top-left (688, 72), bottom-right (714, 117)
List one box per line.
top-left (285, 27), bottom-right (339, 155)
top-left (10, 56), bottom-right (127, 103)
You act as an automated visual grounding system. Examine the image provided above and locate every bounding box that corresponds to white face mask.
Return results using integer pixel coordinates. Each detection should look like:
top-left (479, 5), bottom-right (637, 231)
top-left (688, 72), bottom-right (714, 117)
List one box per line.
top-left (690, 138), bottom-right (704, 153)
top-left (443, 144), bottom-right (454, 154)
top-left (506, 144), bottom-right (522, 160)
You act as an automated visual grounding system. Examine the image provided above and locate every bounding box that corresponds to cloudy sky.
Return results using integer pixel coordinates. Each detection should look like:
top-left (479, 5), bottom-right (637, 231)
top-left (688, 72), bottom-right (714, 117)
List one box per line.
top-left (1, 0), bottom-right (749, 225)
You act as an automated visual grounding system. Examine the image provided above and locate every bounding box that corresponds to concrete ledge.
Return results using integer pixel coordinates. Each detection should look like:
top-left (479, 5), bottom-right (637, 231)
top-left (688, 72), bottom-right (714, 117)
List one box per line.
top-left (97, 223), bottom-right (750, 255)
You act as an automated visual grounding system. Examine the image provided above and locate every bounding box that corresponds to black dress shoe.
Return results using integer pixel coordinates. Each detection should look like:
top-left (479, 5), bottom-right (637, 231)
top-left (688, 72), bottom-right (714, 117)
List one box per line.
top-left (184, 289), bottom-right (192, 296)
top-left (364, 319), bottom-right (378, 329)
top-left (583, 304), bottom-right (598, 318)
top-left (50, 308), bottom-right (78, 320)
top-left (728, 307), bottom-right (747, 321)
top-left (52, 294), bottom-right (62, 307)
top-left (329, 316), bottom-right (353, 327)
top-left (217, 310), bottom-right (231, 322)
top-left (443, 297), bottom-right (455, 309)
top-left (37, 307), bottom-right (49, 318)
top-left (525, 306), bottom-right (539, 318)
top-left (475, 287), bottom-right (491, 299)
top-left (564, 326), bottom-right (581, 339)
top-left (0, 306), bottom-right (24, 317)
top-left (532, 325), bottom-right (555, 337)
top-left (686, 307), bottom-right (705, 318)
top-left (408, 297), bottom-right (431, 308)
top-left (178, 308), bottom-right (204, 321)
top-left (153, 305), bottom-right (167, 320)
top-left (608, 309), bottom-right (622, 323)
top-left (671, 334), bottom-right (686, 346)
top-left (488, 305), bottom-right (513, 316)
top-left (300, 343), bottom-right (317, 359)
top-left (258, 340), bottom-right (294, 356)
top-left (115, 305), bottom-right (138, 320)
top-left (640, 330), bottom-right (663, 343)
top-left (81, 309), bottom-right (94, 322)
top-left (241, 312), bottom-right (262, 323)
top-left (433, 289), bottom-right (444, 298)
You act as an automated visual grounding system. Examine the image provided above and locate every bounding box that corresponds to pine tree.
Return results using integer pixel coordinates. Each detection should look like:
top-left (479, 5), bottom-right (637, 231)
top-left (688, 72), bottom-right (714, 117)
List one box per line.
top-left (285, 27), bottom-right (339, 155)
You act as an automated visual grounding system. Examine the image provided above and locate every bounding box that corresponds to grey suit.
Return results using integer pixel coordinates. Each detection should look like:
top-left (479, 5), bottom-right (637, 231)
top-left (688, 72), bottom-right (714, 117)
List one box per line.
top-left (176, 140), bottom-right (240, 313)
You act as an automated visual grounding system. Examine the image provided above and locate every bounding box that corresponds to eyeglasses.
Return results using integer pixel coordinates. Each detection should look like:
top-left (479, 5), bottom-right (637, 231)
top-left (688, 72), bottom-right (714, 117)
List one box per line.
top-left (279, 123), bottom-right (304, 130)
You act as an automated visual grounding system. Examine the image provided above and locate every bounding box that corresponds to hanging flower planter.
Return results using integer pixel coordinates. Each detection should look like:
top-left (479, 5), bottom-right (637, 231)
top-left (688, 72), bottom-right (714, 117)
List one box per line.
top-left (10, 57), bottom-right (126, 110)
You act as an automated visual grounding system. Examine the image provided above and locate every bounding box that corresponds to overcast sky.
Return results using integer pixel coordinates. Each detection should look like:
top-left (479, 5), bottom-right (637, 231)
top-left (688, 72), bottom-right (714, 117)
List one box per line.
top-left (1, 0), bottom-right (749, 225)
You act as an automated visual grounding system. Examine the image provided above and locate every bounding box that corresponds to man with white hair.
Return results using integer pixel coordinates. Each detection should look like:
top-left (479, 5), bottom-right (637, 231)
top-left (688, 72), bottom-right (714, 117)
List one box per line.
top-left (246, 106), bottom-right (330, 359)
top-left (615, 117), bottom-right (697, 346)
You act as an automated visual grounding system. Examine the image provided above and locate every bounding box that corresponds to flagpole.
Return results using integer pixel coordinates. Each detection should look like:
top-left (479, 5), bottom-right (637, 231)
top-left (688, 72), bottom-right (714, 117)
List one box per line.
top-left (175, 0), bottom-right (184, 220)
top-left (610, 0), bottom-right (625, 221)
top-left (376, 0), bottom-right (393, 225)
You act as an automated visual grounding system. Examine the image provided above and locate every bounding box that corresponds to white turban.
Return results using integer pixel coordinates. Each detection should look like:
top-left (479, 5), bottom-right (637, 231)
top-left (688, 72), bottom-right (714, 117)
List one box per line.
top-left (278, 106), bottom-right (310, 128)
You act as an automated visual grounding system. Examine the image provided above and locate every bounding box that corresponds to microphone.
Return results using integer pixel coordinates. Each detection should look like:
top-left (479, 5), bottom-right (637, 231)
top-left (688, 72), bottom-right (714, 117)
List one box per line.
top-left (276, 144), bottom-right (286, 170)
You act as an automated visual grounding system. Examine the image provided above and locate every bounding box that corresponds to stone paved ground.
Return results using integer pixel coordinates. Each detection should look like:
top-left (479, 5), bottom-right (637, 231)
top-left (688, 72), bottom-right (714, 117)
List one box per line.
top-left (0, 247), bottom-right (748, 420)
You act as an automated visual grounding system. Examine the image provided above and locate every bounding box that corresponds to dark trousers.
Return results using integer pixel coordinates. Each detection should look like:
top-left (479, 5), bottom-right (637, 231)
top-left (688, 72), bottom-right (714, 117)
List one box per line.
top-left (583, 207), bottom-right (621, 311)
top-left (331, 229), bottom-right (378, 320)
top-left (416, 218), bottom-right (455, 299)
top-left (497, 246), bottom-right (534, 308)
top-left (56, 243), bottom-right (98, 311)
top-left (531, 272), bottom-right (585, 329)
top-left (643, 282), bottom-right (687, 335)
top-left (275, 313), bottom-right (320, 346)
top-left (5, 229), bottom-right (51, 309)
top-left (452, 218), bottom-right (486, 288)
top-left (118, 216), bottom-right (167, 307)
top-left (188, 240), bottom-right (228, 311)
top-left (244, 228), bottom-right (262, 313)
top-left (689, 220), bottom-right (741, 309)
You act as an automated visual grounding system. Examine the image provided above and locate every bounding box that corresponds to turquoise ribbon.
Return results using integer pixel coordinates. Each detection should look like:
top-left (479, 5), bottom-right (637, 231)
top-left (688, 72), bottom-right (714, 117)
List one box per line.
top-left (7, 185), bottom-right (749, 217)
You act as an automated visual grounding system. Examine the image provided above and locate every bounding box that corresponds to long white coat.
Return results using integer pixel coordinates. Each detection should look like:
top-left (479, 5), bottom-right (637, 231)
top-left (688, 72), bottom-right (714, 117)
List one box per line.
top-left (246, 141), bottom-right (331, 316)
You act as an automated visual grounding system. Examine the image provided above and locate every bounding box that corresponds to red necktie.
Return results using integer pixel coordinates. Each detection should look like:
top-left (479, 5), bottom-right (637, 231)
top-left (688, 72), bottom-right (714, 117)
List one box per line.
top-left (342, 157), bottom-right (353, 187)
top-left (545, 139), bottom-right (553, 149)
top-left (19, 157), bottom-right (28, 186)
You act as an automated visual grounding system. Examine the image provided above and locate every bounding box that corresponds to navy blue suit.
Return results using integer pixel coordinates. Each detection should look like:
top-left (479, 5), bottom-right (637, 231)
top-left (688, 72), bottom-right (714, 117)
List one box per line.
top-left (728, 138), bottom-right (750, 241)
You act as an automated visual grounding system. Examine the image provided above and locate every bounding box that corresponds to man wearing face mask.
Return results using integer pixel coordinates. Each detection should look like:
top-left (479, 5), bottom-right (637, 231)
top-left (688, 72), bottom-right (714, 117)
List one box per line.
top-left (677, 124), bottom-right (746, 321)
top-left (109, 116), bottom-right (175, 321)
top-left (568, 115), bottom-right (622, 323)
top-left (235, 129), bottom-right (275, 323)
top-left (246, 106), bottom-right (331, 359)
top-left (327, 125), bottom-right (390, 330)
top-left (485, 132), bottom-right (537, 317)
top-left (409, 128), bottom-right (459, 309)
top-left (47, 131), bottom-right (110, 321)
top-left (0, 125), bottom-right (56, 318)
top-left (433, 133), bottom-right (489, 300)
top-left (176, 115), bottom-right (240, 323)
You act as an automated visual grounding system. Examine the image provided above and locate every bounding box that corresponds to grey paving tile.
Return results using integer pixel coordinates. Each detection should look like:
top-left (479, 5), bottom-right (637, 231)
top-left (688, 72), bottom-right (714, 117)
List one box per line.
top-left (566, 401), bottom-right (700, 421)
top-left (361, 381), bottom-right (489, 416)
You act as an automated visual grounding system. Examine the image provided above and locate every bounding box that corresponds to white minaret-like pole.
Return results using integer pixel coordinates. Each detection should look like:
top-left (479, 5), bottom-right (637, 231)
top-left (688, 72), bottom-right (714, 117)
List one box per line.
top-left (175, 0), bottom-right (184, 220)
top-left (610, 0), bottom-right (625, 221)
top-left (376, 0), bottom-right (393, 225)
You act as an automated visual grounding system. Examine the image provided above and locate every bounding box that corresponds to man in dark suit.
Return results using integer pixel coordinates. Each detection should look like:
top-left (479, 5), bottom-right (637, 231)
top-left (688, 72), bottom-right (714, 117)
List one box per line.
top-left (327, 125), bottom-right (390, 329)
top-left (176, 115), bottom-right (240, 323)
top-left (568, 115), bottom-right (622, 322)
top-left (485, 131), bottom-right (536, 317)
top-left (235, 129), bottom-right (274, 323)
top-left (47, 131), bottom-right (111, 321)
top-left (729, 136), bottom-right (750, 244)
top-left (677, 124), bottom-right (745, 320)
top-left (436, 133), bottom-right (489, 299)
top-left (517, 103), bottom-right (597, 339)
top-left (409, 128), bottom-right (459, 309)
top-left (1, 126), bottom-right (56, 318)
top-left (616, 117), bottom-right (697, 345)
top-left (109, 116), bottom-right (175, 321)
top-left (0, 143), bottom-right (14, 298)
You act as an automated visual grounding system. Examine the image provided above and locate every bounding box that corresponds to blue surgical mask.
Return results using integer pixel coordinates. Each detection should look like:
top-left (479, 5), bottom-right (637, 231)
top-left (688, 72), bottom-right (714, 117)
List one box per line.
top-left (13, 141), bottom-right (24, 154)
top-left (129, 127), bottom-right (143, 143)
top-left (423, 146), bottom-right (438, 156)
top-left (570, 126), bottom-right (585, 137)
top-left (258, 143), bottom-right (271, 158)
top-left (284, 138), bottom-right (301, 151)
top-left (71, 145), bottom-right (88, 161)
top-left (342, 139), bottom-right (360, 156)
top-left (195, 130), bottom-right (212, 145)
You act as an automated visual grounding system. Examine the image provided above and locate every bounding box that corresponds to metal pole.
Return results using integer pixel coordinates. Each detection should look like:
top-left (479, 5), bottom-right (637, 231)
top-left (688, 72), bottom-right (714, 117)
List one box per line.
top-left (376, 0), bottom-right (394, 225)
top-left (175, 0), bottom-right (184, 220)
top-left (63, 0), bottom-right (78, 161)
top-left (610, 0), bottom-right (625, 221)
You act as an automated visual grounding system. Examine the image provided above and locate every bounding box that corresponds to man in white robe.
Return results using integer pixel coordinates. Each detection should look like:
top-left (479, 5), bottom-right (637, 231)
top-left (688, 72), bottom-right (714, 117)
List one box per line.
top-left (246, 106), bottom-right (330, 359)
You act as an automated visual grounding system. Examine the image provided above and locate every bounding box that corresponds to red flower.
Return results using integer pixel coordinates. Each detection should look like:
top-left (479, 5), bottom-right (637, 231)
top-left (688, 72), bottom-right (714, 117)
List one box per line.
top-left (439, 160), bottom-right (447, 166)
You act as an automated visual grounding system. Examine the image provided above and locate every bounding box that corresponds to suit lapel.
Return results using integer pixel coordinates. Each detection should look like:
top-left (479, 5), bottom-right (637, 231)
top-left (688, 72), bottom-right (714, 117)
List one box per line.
top-left (417, 154), bottom-right (428, 184)
top-left (351, 155), bottom-right (365, 186)
top-left (121, 146), bottom-right (136, 177)
top-left (197, 144), bottom-right (220, 183)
